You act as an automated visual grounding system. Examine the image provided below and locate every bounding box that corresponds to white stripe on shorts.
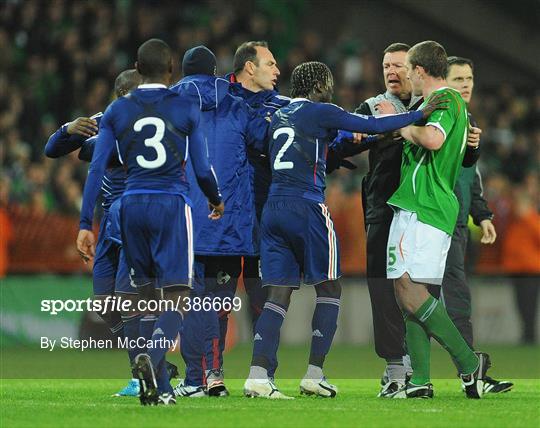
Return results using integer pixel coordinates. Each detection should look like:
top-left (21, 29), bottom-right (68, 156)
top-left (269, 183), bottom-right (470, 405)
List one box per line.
top-left (184, 204), bottom-right (193, 287)
top-left (319, 203), bottom-right (337, 280)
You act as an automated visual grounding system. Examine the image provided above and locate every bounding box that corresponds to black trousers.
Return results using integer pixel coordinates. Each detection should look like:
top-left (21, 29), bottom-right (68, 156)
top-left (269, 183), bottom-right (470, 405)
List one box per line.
top-left (512, 275), bottom-right (539, 344)
top-left (366, 221), bottom-right (406, 360)
top-left (441, 225), bottom-right (474, 348)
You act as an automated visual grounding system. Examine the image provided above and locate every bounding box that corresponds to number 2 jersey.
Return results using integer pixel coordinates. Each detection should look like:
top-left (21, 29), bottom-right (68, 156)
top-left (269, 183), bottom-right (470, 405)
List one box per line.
top-left (267, 98), bottom-right (425, 203)
top-left (80, 84), bottom-right (221, 230)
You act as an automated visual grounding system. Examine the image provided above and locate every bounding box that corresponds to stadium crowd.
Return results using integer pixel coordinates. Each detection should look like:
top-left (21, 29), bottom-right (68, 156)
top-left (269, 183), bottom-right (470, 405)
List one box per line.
top-left (1, 0), bottom-right (538, 293)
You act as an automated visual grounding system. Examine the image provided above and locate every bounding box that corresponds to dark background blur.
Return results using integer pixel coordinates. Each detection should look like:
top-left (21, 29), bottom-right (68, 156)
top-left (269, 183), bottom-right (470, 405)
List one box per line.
top-left (0, 0), bottom-right (539, 345)
top-left (1, 0), bottom-right (538, 275)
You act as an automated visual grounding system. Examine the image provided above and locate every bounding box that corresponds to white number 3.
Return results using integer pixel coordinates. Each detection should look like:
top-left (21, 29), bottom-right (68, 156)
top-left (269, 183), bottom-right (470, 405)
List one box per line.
top-left (134, 117), bottom-right (166, 169)
top-left (273, 127), bottom-right (295, 170)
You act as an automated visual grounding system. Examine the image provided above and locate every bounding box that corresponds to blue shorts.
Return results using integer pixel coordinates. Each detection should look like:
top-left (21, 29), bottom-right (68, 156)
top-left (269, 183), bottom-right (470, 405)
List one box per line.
top-left (121, 193), bottom-right (194, 290)
top-left (260, 198), bottom-right (341, 288)
top-left (115, 247), bottom-right (137, 294)
top-left (93, 213), bottom-right (117, 296)
top-left (93, 212), bottom-right (137, 295)
top-left (105, 199), bottom-right (122, 245)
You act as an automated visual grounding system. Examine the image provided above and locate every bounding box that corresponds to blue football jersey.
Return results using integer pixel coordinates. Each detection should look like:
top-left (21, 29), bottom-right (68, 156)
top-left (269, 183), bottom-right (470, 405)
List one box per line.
top-left (45, 113), bottom-right (125, 214)
top-left (267, 99), bottom-right (424, 203)
top-left (80, 84), bottom-right (221, 230)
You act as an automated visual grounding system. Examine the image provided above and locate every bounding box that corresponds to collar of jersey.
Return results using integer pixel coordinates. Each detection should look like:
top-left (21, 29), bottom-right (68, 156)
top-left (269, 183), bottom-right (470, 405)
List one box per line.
top-left (138, 83), bottom-right (167, 89)
top-left (289, 97), bottom-right (311, 104)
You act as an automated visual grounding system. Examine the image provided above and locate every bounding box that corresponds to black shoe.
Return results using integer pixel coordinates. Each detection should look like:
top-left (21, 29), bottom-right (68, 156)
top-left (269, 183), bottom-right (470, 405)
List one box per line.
top-left (133, 353), bottom-right (159, 405)
top-left (460, 352), bottom-right (491, 399)
top-left (404, 382), bottom-right (434, 399)
top-left (206, 369), bottom-right (229, 397)
top-left (484, 376), bottom-right (513, 394)
top-left (157, 392), bottom-right (176, 405)
top-left (166, 361), bottom-right (179, 380)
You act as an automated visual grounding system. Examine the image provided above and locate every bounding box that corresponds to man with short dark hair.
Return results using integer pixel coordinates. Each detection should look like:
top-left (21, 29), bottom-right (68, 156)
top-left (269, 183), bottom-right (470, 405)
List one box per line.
top-left (347, 43), bottom-right (484, 398)
top-left (47, 69), bottom-right (143, 398)
top-left (232, 41), bottom-right (279, 93)
top-left (353, 42), bottom-right (419, 397)
top-left (445, 55), bottom-right (513, 394)
top-left (386, 40), bottom-right (493, 399)
top-left (77, 38), bottom-right (224, 406)
top-left (226, 41), bottom-right (289, 381)
top-left (170, 45), bottom-right (269, 398)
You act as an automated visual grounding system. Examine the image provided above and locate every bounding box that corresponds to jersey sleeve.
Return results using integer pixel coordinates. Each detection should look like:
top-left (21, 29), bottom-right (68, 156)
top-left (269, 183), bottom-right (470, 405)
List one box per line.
top-left (469, 166), bottom-right (493, 225)
top-left (317, 103), bottom-right (423, 134)
top-left (79, 107), bottom-right (116, 230)
top-left (425, 90), bottom-right (460, 141)
top-left (44, 124), bottom-right (86, 158)
top-left (187, 109), bottom-right (222, 206)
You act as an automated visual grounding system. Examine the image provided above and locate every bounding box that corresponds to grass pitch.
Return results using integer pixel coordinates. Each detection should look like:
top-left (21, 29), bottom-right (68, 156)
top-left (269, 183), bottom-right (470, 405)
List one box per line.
top-left (1, 345), bottom-right (539, 428)
top-left (1, 378), bottom-right (539, 428)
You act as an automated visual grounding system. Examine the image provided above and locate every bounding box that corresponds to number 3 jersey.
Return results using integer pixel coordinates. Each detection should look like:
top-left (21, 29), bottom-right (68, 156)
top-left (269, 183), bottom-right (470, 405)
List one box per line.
top-left (267, 98), bottom-right (425, 203)
top-left (80, 84), bottom-right (221, 230)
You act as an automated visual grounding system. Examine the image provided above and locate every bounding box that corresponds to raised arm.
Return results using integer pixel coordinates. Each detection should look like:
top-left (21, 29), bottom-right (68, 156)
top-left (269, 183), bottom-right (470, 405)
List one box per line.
top-left (44, 117), bottom-right (99, 158)
top-left (79, 112), bottom-right (115, 231)
top-left (318, 103), bottom-right (424, 135)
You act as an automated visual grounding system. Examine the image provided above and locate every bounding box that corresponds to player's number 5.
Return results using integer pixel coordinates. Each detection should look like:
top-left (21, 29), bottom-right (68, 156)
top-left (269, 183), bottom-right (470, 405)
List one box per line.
top-left (273, 127), bottom-right (295, 170)
top-left (134, 117), bottom-right (166, 169)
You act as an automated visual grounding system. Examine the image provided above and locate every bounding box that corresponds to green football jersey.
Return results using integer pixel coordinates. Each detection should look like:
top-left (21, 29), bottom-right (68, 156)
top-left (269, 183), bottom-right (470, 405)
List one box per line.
top-left (387, 87), bottom-right (469, 235)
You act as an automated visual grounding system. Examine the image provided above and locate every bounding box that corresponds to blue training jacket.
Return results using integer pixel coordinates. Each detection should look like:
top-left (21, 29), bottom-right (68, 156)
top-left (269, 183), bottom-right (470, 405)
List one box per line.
top-left (226, 73), bottom-right (290, 220)
top-left (171, 74), bottom-right (269, 256)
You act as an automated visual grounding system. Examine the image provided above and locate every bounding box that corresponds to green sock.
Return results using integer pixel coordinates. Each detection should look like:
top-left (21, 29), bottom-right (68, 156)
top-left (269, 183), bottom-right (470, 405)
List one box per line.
top-left (415, 295), bottom-right (478, 375)
top-left (405, 314), bottom-right (431, 385)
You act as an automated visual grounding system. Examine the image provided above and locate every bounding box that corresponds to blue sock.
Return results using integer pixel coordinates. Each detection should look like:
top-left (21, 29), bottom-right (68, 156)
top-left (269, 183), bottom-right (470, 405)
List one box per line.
top-left (217, 310), bottom-right (229, 363)
top-left (122, 314), bottom-right (141, 368)
top-left (148, 310), bottom-right (183, 369)
top-left (139, 314), bottom-right (157, 354)
top-left (110, 318), bottom-right (124, 340)
top-left (309, 297), bottom-right (340, 367)
top-left (181, 309), bottom-right (205, 387)
top-left (251, 301), bottom-right (287, 370)
top-left (156, 358), bottom-right (173, 394)
top-left (267, 334), bottom-right (280, 379)
top-left (205, 306), bottom-right (221, 371)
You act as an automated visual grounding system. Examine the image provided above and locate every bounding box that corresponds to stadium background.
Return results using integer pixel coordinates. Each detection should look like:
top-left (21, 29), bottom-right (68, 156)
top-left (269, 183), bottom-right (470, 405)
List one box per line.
top-left (0, 0), bottom-right (539, 371)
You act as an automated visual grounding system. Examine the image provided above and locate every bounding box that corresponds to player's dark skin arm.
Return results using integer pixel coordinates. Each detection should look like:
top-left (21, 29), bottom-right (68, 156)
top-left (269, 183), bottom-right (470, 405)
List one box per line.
top-left (44, 117), bottom-right (98, 158)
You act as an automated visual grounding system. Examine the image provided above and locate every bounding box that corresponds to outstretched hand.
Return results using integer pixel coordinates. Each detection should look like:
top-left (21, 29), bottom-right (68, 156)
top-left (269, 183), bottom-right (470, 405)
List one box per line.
top-left (420, 93), bottom-right (449, 119)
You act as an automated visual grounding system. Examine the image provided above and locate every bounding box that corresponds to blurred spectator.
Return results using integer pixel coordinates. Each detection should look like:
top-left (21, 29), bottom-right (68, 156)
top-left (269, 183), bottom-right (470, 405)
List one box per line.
top-left (1, 0), bottom-right (538, 279)
top-left (502, 185), bottom-right (540, 344)
top-left (0, 175), bottom-right (12, 277)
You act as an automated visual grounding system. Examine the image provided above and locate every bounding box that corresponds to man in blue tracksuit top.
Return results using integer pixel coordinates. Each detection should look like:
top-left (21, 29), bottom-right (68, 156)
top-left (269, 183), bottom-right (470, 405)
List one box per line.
top-left (170, 46), bottom-right (269, 397)
top-left (226, 41), bottom-right (290, 349)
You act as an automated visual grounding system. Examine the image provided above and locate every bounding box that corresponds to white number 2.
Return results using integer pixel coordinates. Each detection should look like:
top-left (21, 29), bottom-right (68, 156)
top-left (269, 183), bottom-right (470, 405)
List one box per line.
top-left (134, 117), bottom-right (166, 169)
top-left (273, 127), bottom-right (295, 170)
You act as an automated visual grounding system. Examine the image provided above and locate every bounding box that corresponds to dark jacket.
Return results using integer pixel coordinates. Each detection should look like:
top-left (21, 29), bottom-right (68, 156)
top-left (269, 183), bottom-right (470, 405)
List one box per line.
top-left (171, 75), bottom-right (268, 256)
